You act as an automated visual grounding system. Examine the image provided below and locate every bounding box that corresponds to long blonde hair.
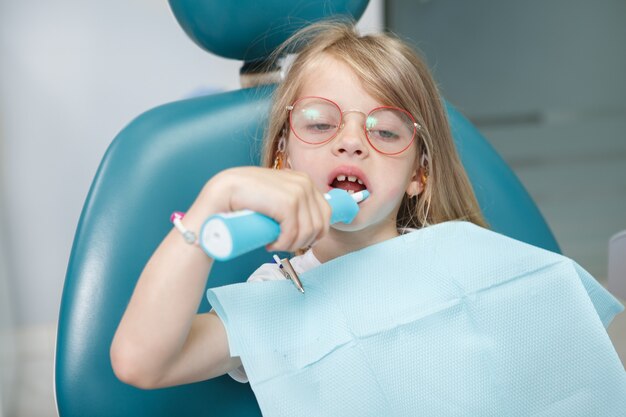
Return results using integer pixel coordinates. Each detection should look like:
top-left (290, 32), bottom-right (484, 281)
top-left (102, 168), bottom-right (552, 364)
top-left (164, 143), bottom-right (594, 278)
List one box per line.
top-left (261, 19), bottom-right (487, 229)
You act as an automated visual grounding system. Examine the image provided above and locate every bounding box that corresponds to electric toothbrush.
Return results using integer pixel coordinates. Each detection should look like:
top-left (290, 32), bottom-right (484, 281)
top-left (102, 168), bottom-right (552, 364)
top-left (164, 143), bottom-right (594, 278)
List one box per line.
top-left (199, 188), bottom-right (369, 261)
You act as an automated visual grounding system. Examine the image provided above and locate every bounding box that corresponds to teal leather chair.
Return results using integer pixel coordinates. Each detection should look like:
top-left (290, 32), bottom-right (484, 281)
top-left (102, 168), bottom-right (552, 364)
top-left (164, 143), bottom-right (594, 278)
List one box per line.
top-left (55, 1), bottom-right (559, 416)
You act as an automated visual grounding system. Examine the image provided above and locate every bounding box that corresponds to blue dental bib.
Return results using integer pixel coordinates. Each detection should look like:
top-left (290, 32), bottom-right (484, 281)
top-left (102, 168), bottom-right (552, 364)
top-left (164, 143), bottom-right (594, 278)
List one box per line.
top-left (207, 221), bottom-right (625, 417)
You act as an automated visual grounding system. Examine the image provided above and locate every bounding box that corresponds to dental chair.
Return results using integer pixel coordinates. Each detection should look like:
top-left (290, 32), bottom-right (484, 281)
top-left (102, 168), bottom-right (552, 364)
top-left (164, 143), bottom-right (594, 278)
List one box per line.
top-left (54, 1), bottom-right (560, 416)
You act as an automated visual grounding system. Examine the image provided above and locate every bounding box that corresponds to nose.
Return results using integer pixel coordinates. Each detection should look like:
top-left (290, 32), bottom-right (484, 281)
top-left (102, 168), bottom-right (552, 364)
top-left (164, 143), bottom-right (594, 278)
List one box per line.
top-left (331, 112), bottom-right (369, 158)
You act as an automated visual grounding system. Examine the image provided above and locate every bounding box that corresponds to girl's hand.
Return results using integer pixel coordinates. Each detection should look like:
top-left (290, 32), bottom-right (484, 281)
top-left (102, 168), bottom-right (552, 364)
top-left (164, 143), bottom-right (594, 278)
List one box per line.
top-left (196, 167), bottom-right (331, 253)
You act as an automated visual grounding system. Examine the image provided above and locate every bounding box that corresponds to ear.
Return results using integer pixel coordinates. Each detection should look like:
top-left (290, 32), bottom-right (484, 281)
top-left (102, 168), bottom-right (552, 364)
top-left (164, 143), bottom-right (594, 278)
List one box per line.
top-left (405, 167), bottom-right (424, 197)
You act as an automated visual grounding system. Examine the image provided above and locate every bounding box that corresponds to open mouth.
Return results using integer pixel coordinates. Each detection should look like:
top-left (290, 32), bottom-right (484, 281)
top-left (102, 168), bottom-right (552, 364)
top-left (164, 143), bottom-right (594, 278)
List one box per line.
top-left (329, 174), bottom-right (367, 194)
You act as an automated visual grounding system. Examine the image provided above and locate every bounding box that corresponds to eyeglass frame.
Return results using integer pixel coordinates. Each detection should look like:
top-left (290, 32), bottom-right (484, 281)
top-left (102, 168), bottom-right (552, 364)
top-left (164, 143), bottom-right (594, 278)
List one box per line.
top-left (285, 96), bottom-right (422, 156)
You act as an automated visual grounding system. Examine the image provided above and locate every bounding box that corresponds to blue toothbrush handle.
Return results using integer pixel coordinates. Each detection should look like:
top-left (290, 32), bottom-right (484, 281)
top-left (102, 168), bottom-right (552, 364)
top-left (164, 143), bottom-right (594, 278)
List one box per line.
top-left (199, 210), bottom-right (280, 261)
top-left (199, 188), bottom-right (367, 261)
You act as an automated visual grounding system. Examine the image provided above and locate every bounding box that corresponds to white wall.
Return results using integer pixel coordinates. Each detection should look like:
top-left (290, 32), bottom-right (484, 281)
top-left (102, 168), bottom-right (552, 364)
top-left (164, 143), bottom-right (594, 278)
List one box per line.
top-left (0, 209), bottom-right (16, 417)
top-left (0, 0), bottom-right (233, 328)
top-left (0, 0), bottom-right (382, 327)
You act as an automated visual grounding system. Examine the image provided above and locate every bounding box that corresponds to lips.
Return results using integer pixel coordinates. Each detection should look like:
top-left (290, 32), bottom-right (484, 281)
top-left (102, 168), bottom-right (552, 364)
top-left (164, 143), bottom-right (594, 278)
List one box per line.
top-left (327, 166), bottom-right (369, 194)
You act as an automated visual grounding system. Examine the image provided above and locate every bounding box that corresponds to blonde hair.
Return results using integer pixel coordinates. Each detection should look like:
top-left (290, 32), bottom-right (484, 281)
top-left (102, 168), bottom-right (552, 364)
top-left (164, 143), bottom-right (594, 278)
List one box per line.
top-left (261, 19), bottom-right (487, 229)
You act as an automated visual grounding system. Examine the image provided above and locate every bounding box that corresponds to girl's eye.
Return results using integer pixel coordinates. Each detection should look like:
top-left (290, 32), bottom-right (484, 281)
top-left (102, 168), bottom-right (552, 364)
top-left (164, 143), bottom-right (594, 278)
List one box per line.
top-left (369, 129), bottom-right (400, 141)
top-left (305, 123), bottom-right (336, 133)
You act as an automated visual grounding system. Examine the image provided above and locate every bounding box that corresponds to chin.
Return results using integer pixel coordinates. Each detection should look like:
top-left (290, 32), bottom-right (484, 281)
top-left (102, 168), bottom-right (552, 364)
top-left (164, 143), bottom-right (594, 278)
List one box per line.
top-left (330, 206), bottom-right (400, 235)
top-left (330, 222), bottom-right (365, 232)
top-left (330, 214), bottom-right (381, 233)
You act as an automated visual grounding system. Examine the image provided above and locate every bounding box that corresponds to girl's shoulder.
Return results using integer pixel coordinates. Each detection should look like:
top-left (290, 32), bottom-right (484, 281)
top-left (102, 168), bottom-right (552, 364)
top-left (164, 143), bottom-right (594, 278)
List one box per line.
top-left (246, 262), bottom-right (285, 283)
top-left (247, 249), bottom-right (321, 283)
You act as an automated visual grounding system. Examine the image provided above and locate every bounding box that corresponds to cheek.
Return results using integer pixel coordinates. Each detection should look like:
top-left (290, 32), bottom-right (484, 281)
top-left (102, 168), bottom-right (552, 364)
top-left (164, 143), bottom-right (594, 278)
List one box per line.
top-left (379, 184), bottom-right (405, 205)
top-left (287, 153), bottom-right (319, 177)
top-left (285, 146), bottom-right (329, 190)
top-left (376, 162), bottom-right (414, 198)
top-left (285, 139), bottom-right (307, 169)
top-left (286, 139), bottom-right (324, 170)
top-left (287, 152), bottom-right (309, 170)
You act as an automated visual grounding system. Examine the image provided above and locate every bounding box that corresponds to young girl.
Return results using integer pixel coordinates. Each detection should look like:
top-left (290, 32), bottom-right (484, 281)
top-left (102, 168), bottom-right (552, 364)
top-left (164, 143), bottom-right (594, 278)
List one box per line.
top-left (110, 20), bottom-right (486, 389)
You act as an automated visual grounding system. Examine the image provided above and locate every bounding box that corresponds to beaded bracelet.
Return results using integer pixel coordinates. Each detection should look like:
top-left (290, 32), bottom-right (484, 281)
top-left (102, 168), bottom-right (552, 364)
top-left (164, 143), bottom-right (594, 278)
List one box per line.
top-left (170, 211), bottom-right (198, 245)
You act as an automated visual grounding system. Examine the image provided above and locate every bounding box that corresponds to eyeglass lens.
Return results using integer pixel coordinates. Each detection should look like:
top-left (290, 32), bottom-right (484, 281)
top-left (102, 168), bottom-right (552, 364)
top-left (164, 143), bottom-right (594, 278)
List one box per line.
top-left (290, 97), bottom-right (416, 154)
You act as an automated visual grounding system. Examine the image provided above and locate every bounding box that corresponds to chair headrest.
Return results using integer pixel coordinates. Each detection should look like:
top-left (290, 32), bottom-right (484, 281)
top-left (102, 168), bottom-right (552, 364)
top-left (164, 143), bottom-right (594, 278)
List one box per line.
top-left (168, 0), bottom-right (369, 61)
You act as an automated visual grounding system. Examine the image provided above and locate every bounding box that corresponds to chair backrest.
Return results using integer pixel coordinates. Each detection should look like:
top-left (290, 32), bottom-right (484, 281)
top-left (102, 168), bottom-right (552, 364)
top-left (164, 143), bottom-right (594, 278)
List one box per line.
top-left (55, 2), bottom-right (560, 416)
top-left (56, 88), bottom-right (277, 417)
top-left (55, 86), bottom-right (559, 417)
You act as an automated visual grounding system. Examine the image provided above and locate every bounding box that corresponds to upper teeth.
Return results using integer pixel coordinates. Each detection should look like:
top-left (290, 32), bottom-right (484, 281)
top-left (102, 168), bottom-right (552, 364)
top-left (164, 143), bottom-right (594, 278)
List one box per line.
top-left (336, 175), bottom-right (364, 185)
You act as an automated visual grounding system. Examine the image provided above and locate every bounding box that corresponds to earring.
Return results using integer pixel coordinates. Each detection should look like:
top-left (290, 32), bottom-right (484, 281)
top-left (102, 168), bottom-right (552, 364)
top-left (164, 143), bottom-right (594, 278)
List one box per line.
top-left (420, 170), bottom-right (428, 187)
top-left (273, 153), bottom-right (284, 170)
top-left (420, 153), bottom-right (430, 187)
top-left (273, 134), bottom-right (287, 170)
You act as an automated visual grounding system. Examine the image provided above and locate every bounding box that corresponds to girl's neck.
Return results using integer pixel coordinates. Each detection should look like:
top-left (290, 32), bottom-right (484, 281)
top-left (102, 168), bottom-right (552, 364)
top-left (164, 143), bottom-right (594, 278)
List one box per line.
top-left (311, 220), bottom-right (399, 263)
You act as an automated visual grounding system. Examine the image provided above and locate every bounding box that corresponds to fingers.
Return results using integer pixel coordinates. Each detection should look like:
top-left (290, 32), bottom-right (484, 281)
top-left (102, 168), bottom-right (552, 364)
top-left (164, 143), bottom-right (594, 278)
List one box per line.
top-left (299, 185), bottom-right (330, 248)
top-left (213, 167), bottom-right (329, 253)
top-left (264, 172), bottom-right (329, 253)
top-left (310, 187), bottom-right (331, 245)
